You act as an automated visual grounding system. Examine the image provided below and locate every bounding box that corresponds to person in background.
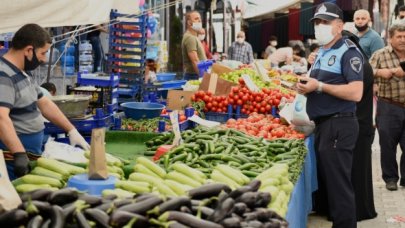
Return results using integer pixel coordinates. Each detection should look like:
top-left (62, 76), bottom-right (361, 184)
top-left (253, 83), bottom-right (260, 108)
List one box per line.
top-left (353, 9), bottom-right (384, 59)
top-left (398, 5), bottom-right (405, 20)
top-left (198, 28), bottom-right (212, 59)
top-left (263, 35), bottom-right (277, 59)
top-left (342, 30), bottom-right (378, 221)
top-left (40, 82), bottom-right (56, 96)
top-left (269, 45), bottom-right (302, 67)
top-left (369, 22), bottom-right (405, 191)
top-left (181, 11), bottom-right (206, 80)
top-left (144, 59), bottom-right (157, 83)
top-left (87, 24), bottom-right (108, 73)
top-left (228, 31), bottom-right (254, 64)
top-left (0, 24), bottom-right (90, 180)
top-left (297, 3), bottom-right (363, 227)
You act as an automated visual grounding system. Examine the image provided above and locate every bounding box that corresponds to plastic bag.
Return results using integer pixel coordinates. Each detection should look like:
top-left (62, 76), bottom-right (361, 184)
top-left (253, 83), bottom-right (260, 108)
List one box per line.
top-left (42, 140), bottom-right (87, 163)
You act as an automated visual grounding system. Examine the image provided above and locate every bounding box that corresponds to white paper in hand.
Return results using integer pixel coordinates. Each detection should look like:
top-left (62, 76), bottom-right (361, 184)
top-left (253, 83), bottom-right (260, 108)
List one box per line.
top-left (242, 74), bottom-right (260, 92)
top-left (170, 111), bottom-right (183, 146)
top-left (188, 115), bottom-right (221, 128)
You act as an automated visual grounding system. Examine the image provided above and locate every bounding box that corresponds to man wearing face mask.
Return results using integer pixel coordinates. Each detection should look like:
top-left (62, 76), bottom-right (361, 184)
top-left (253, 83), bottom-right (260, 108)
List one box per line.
top-left (0, 24), bottom-right (90, 180)
top-left (263, 35), bottom-right (277, 59)
top-left (198, 28), bottom-right (212, 59)
top-left (353, 9), bottom-right (384, 59)
top-left (228, 31), bottom-right (254, 64)
top-left (296, 3), bottom-right (364, 228)
top-left (181, 11), bottom-right (207, 80)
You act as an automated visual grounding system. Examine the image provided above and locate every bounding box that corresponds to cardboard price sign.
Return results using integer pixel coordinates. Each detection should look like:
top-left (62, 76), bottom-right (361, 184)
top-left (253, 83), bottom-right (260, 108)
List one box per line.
top-left (242, 74), bottom-right (260, 92)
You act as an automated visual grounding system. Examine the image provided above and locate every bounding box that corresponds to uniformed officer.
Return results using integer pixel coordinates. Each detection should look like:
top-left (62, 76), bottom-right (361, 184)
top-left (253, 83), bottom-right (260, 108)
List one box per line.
top-left (297, 3), bottom-right (364, 228)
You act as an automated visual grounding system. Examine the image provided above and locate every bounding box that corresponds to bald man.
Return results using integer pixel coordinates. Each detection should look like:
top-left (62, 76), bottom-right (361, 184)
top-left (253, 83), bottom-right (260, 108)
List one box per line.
top-left (228, 31), bottom-right (254, 64)
top-left (353, 9), bottom-right (384, 59)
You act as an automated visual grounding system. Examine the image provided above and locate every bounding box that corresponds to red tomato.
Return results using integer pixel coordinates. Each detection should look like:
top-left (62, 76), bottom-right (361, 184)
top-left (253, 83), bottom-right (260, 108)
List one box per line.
top-left (259, 107), bottom-right (266, 113)
top-left (232, 87), bottom-right (239, 93)
top-left (206, 91), bottom-right (212, 96)
top-left (179, 115), bottom-right (187, 122)
top-left (236, 99), bottom-right (243, 106)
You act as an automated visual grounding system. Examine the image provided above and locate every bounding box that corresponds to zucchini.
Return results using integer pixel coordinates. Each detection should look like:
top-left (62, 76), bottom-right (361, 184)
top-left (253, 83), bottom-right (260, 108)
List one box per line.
top-left (171, 163), bottom-right (206, 184)
top-left (166, 171), bottom-right (202, 188)
top-left (31, 167), bottom-right (65, 181)
top-left (115, 180), bottom-right (151, 194)
top-left (21, 174), bottom-right (63, 188)
top-left (136, 157), bottom-right (167, 178)
top-left (36, 158), bottom-right (70, 176)
top-left (215, 164), bottom-right (250, 185)
top-left (134, 164), bottom-right (162, 179)
top-left (15, 184), bottom-right (58, 193)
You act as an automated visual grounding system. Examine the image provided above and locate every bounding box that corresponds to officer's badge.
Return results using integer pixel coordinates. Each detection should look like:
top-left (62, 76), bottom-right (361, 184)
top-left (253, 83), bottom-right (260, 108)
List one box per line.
top-left (350, 57), bottom-right (362, 73)
top-left (328, 55), bottom-right (336, 66)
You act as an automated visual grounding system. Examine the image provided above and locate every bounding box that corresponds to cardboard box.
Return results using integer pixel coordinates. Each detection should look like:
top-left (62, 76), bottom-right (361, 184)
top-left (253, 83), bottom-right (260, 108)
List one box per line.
top-left (166, 90), bottom-right (195, 110)
top-left (199, 73), bottom-right (237, 96)
top-left (212, 63), bottom-right (233, 75)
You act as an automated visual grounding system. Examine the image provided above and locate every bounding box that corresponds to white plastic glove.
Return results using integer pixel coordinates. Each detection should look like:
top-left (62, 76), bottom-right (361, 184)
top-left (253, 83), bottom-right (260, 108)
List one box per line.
top-left (68, 128), bottom-right (90, 150)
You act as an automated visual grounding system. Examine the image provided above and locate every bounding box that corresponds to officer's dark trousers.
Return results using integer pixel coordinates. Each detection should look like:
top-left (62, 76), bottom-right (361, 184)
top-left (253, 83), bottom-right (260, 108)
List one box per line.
top-left (314, 116), bottom-right (358, 228)
top-left (376, 99), bottom-right (405, 185)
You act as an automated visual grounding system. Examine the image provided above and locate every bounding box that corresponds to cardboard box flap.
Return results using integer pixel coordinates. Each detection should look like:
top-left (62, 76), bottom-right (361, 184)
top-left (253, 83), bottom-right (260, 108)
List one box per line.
top-left (212, 63), bottom-right (233, 75)
top-left (199, 73), bottom-right (237, 96)
top-left (166, 90), bottom-right (195, 110)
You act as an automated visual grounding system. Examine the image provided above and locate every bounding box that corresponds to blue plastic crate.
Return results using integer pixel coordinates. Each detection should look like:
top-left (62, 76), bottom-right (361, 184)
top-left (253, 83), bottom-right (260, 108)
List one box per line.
top-left (160, 80), bottom-right (187, 89)
top-left (156, 73), bottom-right (176, 82)
top-left (205, 112), bottom-right (232, 123)
top-left (45, 111), bottom-right (114, 134)
top-left (77, 73), bottom-right (120, 87)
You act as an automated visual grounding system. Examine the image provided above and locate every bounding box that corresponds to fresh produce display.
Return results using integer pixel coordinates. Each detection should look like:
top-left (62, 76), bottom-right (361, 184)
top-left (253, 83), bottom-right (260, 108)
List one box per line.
top-left (191, 85), bottom-right (294, 115)
top-left (152, 127), bottom-right (307, 184)
top-left (121, 117), bottom-right (172, 132)
top-left (256, 164), bottom-right (294, 217)
top-left (4, 179), bottom-right (288, 228)
top-left (224, 113), bottom-right (305, 140)
top-left (220, 68), bottom-right (269, 88)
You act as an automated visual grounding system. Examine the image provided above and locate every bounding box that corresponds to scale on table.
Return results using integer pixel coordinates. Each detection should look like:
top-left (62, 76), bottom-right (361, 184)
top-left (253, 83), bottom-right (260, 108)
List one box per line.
top-left (67, 128), bottom-right (117, 196)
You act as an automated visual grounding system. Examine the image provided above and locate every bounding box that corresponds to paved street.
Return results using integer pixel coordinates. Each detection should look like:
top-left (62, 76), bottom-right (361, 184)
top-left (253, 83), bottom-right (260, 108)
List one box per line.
top-left (307, 133), bottom-right (405, 228)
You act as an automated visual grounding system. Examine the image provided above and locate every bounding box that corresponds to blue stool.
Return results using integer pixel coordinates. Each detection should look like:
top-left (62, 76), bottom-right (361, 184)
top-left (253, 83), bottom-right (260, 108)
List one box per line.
top-left (67, 174), bottom-right (117, 196)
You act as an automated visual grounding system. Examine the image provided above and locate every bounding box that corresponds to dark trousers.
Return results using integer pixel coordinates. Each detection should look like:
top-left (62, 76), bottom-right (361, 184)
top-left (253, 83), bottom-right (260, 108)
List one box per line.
top-left (376, 99), bottom-right (405, 184)
top-left (314, 116), bottom-right (358, 228)
top-left (183, 73), bottom-right (199, 81)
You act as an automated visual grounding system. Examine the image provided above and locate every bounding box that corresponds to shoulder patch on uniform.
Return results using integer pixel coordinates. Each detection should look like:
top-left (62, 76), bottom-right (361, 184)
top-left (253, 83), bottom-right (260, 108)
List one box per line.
top-left (350, 57), bottom-right (362, 73)
top-left (344, 39), bottom-right (357, 48)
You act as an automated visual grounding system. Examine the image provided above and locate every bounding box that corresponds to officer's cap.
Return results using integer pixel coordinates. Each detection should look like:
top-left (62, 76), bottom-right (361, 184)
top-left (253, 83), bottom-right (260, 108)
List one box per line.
top-left (310, 3), bottom-right (343, 22)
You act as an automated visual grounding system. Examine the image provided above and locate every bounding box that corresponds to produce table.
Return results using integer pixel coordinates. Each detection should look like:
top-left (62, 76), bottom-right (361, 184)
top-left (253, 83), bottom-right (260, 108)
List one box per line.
top-left (286, 135), bottom-right (318, 228)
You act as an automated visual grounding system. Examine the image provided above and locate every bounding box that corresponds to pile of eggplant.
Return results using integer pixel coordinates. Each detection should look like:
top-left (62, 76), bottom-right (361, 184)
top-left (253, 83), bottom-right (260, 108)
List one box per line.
top-left (0, 180), bottom-right (288, 228)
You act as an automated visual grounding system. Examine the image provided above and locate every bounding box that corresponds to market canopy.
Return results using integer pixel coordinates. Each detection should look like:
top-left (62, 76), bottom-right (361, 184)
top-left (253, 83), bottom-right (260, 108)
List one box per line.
top-left (243, 0), bottom-right (301, 19)
top-left (0, 0), bottom-right (141, 34)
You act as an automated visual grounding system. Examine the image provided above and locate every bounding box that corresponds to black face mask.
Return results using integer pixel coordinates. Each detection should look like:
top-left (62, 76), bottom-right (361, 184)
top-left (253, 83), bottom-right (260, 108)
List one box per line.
top-left (355, 24), bottom-right (368, 32)
top-left (24, 49), bottom-right (42, 71)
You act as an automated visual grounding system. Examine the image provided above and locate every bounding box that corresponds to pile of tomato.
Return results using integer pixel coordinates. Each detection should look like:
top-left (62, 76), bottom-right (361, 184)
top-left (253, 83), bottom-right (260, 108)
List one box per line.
top-left (224, 113), bottom-right (305, 140)
top-left (191, 80), bottom-right (295, 115)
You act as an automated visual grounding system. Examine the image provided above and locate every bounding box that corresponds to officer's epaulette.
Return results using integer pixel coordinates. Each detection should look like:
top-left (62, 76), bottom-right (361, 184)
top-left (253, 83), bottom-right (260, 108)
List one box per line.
top-left (344, 39), bottom-right (357, 48)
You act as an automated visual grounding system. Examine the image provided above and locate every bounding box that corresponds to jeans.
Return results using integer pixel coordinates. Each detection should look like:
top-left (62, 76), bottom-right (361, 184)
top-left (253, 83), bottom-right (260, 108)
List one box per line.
top-left (0, 130), bottom-right (44, 180)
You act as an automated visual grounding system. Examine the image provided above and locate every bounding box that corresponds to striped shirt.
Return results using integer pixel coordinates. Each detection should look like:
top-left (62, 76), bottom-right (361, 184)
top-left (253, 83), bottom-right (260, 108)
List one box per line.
top-left (369, 45), bottom-right (405, 103)
top-left (0, 57), bottom-right (44, 134)
top-left (228, 41), bottom-right (254, 64)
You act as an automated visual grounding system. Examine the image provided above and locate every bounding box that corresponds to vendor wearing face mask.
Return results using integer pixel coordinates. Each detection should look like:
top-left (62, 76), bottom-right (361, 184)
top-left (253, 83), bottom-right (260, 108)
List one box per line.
top-left (198, 28), bottom-right (212, 59)
top-left (296, 3), bottom-right (364, 228)
top-left (263, 35), bottom-right (277, 59)
top-left (353, 9), bottom-right (384, 59)
top-left (228, 31), bottom-right (254, 64)
top-left (0, 24), bottom-right (90, 180)
top-left (181, 11), bottom-right (207, 80)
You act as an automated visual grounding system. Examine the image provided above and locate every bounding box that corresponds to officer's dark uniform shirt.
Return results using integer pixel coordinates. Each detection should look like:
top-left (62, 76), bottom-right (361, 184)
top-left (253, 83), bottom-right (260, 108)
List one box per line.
top-left (307, 38), bottom-right (364, 120)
